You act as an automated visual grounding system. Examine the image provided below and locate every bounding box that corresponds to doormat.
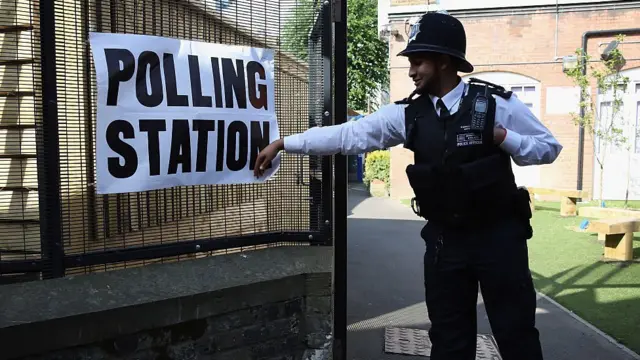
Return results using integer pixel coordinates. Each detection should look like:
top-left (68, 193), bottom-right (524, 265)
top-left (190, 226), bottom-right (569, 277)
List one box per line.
top-left (384, 327), bottom-right (502, 359)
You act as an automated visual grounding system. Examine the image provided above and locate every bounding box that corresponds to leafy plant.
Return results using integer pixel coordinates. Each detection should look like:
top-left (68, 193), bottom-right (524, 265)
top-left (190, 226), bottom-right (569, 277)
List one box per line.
top-left (281, 0), bottom-right (389, 111)
top-left (281, 0), bottom-right (319, 62)
top-left (364, 150), bottom-right (390, 193)
top-left (564, 35), bottom-right (631, 206)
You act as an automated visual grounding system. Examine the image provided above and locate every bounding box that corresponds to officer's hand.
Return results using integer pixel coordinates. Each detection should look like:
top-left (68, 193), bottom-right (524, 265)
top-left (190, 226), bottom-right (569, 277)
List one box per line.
top-left (254, 138), bottom-right (284, 178)
top-left (493, 127), bottom-right (507, 145)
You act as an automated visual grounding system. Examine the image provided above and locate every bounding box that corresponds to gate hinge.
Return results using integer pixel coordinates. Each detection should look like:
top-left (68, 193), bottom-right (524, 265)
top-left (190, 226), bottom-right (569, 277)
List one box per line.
top-left (331, 0), bottom-right (343, 22)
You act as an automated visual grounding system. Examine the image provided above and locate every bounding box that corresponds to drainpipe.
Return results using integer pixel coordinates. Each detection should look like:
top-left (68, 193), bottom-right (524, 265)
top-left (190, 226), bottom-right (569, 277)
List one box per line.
top-left (554, 0), bottom-right (559, 60)
top-left (577, 28), bottom-right (640, 193)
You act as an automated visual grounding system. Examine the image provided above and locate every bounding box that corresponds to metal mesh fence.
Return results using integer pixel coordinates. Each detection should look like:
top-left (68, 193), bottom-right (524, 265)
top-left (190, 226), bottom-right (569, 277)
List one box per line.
top-left (0, 0), bottom-right (333, 282)
top-left (0, 0), bottom-right (43, 283)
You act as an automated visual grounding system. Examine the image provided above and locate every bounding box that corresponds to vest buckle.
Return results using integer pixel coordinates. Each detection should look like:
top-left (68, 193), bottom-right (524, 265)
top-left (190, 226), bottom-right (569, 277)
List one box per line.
top-left (411, 197), bottom-right (421, 217)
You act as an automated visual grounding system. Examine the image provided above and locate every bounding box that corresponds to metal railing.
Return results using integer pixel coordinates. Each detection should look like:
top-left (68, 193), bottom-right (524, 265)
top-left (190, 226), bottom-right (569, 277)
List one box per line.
top-left (0, 0), bottom-right (341, 283)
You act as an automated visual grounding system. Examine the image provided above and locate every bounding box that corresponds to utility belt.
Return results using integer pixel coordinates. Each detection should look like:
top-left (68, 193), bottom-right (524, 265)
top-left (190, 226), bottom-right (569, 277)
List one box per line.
top-left (406, 154), bottom-right (532, 232)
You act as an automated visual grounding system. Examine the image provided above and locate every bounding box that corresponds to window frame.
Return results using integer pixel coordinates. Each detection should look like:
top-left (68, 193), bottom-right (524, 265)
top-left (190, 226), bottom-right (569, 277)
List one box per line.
top-left (508, 83), bottom-right (540, 118)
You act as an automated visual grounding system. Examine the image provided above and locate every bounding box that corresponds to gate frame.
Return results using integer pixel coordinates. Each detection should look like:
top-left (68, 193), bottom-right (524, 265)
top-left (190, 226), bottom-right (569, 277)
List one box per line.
top-left (331, 0), bottom-right (349, 358)
top-left (36, 0), bottom-right (65, 279)
top-left (1, 0), bottom-right (342, 280)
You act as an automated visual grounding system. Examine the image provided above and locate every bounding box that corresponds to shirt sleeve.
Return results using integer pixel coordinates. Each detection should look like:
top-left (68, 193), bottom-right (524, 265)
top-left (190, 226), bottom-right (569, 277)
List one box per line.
top-left (283, 103), bottom-right (407, 156)
top-left (494, 94), bottom-right (563, 166)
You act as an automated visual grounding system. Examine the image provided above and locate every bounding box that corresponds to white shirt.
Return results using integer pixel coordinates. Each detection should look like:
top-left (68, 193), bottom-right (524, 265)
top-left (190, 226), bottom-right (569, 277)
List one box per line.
top-left (284, 79), bottom-right (563, 166)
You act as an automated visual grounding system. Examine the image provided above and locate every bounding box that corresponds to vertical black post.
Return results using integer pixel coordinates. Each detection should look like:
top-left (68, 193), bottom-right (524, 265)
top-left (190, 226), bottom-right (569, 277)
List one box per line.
top-left (308, 2), bottom-right (325, 240)
top-left (321, 2), bottom-right (334, 243)
top-left (82, 0), bottom-right (97, 243)
top-left (332, 0), bottom-right (348, 358)
top-left (37, 0), bottom-right (65, 278)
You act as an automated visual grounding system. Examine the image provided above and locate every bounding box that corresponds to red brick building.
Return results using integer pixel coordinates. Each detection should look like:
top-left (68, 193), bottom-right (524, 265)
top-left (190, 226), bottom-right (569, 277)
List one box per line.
top-left (378, 0), bottom-right (640, 201)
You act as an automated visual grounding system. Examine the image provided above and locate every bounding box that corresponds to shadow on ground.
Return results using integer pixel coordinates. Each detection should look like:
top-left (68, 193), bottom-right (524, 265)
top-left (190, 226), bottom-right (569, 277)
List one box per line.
top-left (345, 188), bottom-right (640, 360)
top-left (346, 186), bottom-right (429, 359)
top-left (531, 262), bottom-right (640, 354)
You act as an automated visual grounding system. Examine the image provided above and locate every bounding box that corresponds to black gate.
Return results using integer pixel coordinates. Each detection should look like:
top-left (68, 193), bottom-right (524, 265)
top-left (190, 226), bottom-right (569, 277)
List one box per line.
top-left (0, 0), bottom-right (345, 282)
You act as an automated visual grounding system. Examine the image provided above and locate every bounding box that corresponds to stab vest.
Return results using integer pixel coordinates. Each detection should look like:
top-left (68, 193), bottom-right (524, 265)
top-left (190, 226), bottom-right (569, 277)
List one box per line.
top-left (397, 78), bottom-right (520, 227)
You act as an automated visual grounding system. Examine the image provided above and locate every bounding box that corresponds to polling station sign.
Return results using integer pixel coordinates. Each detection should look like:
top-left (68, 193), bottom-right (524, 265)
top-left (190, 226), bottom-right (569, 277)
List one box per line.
top-left (89, 32), bottom-right (280, 194)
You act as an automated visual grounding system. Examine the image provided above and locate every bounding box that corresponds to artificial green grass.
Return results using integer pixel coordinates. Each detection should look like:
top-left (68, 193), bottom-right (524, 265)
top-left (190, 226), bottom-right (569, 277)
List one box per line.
top-left (579, 199), bottom-right (640, 210)
top-left (398, 198), bottom-right (640, 353)
top-left (400, 198), bottom-right (640, 210)
top-left (528, 201), bottom-right (640, 353)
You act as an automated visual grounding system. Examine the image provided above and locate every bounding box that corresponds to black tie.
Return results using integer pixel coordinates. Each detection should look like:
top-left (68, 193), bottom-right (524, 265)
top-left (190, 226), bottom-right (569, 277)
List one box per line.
top-left (437, 99), bottom-right (450, 117)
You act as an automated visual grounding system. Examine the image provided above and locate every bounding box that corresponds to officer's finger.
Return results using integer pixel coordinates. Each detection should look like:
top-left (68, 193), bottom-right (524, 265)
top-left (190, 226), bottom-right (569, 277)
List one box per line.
top-left (256, 153), bottom-right (273, 178)
top-left (254, 154), bottom-right (266, 177)
top-left (258, 160), bottom-right (270, 177)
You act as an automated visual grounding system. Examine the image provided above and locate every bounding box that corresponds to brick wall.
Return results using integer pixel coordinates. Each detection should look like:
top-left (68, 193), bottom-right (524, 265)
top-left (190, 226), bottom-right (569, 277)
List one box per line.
top-left (387, 6), bottom-right (640, 200)
top-left (22, 295), bottom-right (331, 360)
top-left (1, 247), bottom-right (333, 360)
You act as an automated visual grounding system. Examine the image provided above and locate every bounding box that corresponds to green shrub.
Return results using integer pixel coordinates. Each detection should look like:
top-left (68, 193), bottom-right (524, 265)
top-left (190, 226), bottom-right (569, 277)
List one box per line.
top-left (364, 150), bottom-right (390, 192)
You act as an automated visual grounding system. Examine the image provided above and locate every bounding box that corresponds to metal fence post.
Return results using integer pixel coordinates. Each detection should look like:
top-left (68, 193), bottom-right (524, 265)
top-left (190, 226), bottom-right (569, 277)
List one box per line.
top-left (308, 4), bottom-right (323, 242)
top-left (81, 0), bottom-right (97, 243)
top-left (332, 0), bottom-right (348, 357)
top-left (36, 0), bottom-right (65, 279)
top-left (321, 1), bottom-right (334, 244)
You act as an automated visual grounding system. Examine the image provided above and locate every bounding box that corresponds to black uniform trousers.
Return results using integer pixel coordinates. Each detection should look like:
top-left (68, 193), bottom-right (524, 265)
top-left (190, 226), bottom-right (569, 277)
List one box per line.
top-left (421, 214), bottom-right (544, 360)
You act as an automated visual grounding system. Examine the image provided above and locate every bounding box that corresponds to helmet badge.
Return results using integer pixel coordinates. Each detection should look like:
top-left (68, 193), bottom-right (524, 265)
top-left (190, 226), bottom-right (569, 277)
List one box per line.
top-left (408, 22), bottom-right (421, 43)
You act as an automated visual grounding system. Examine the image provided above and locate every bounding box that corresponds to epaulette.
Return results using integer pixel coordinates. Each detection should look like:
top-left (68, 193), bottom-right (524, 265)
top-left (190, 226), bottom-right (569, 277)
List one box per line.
top-left (395, 89), bottom-right (420, 105)
top-left (468, 77), bottom-right (512, 99)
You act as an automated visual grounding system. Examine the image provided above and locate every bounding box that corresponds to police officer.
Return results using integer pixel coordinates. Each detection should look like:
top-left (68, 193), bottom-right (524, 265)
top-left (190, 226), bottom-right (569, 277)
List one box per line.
top-left (254, 11), bottom-right (561, 360)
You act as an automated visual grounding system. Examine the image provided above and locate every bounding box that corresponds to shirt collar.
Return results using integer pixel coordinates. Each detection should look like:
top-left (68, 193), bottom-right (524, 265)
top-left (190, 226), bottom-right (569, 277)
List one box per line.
top-left (428, 78), bottom-right (467, 111)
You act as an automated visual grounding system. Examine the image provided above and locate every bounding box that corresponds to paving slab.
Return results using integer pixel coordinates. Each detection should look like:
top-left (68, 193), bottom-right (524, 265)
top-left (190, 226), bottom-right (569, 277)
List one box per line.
top-left (346, 186), bottom-right (640, 360)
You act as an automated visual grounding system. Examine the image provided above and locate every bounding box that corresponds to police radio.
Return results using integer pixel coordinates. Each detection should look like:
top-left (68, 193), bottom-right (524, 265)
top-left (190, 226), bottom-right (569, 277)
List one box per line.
top-left (470, 87), bottom-right (489, 131)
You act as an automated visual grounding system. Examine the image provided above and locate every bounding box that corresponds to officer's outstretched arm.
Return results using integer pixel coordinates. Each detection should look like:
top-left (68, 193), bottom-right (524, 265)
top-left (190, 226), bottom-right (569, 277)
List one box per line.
top-left (285, 104), bottom-right (406, 155)
top-left (253, 104), bottom-right (406, 177)
top-left (496, 96), bottom-right (563, 167)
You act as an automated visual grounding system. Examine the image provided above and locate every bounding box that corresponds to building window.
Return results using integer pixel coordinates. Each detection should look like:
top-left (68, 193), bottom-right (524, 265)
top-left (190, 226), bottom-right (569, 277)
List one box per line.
top-left (510, 85), bottom-right (537, 109)
top-left (596, 101), bottom-right (611, 155)
top-left (636, 82), bottom-right (640, 154)
top-left (462, 72), bottom-right (541, 117)
top-left (599, 83), bottom-right (628, 96)
top-left (636, 102), bottom-right (640, 154)
top-left (596, 100), bottom-right (626, 155)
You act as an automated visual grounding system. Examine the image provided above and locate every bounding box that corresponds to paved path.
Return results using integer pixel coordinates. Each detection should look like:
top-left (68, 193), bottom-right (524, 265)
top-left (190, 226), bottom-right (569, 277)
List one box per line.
top-left (345, 186), bottom-right (639, 360)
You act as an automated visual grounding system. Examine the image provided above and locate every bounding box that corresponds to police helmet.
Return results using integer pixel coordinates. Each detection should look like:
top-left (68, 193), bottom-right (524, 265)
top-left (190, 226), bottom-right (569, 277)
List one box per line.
top-left (398, 11), bottom-right (474, 73)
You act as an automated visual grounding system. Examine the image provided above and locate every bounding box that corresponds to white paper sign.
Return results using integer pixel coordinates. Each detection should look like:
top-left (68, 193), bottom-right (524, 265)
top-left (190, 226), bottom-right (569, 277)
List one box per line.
top-left (89, 32), bottom-right (280, 194)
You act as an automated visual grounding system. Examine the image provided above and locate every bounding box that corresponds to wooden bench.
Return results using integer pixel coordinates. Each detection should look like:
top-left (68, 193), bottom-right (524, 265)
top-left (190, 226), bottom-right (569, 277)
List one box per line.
top-left (587, 217), bottom-right (639, 261)
top-left (578, 206), bottom-right (640, 219)
top-left (525, 187), bottom-right (590, 217)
